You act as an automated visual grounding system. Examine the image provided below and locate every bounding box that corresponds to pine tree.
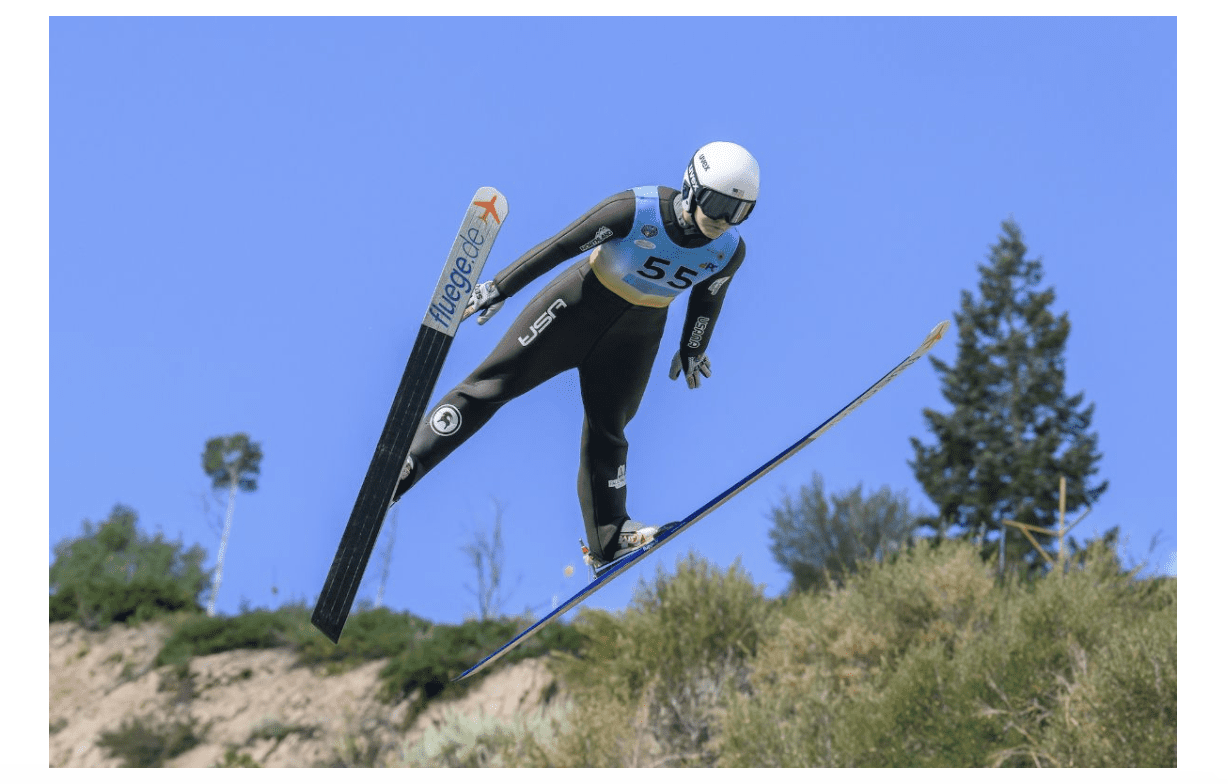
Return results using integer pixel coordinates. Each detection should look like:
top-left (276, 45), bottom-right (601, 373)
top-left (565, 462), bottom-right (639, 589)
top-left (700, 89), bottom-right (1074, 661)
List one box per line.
top-left (909, 219), bottom-right (1106, 568)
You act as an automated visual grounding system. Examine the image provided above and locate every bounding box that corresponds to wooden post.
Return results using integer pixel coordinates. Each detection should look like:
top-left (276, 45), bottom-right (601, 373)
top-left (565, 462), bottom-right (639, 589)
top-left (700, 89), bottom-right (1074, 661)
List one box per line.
top-left (999, 526), bottom-right (1006, 576)
top-left (1057, 476), bottom-right (1067, 569)
top-left (1004, 475), bottom-right (1091, 572)
top-left (1002, 518), bottom-right (1056, 566)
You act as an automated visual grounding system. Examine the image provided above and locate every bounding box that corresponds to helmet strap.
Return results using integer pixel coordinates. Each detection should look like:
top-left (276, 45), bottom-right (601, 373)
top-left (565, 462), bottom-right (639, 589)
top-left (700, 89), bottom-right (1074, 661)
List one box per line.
top-left (673, 193), bottom-right (703, 236)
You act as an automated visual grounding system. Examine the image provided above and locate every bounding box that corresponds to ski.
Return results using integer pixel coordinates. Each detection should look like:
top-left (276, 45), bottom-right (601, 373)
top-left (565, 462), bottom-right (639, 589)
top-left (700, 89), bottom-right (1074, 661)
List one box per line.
top-left (312, 187), bottom-right (509, 644)
top-left (453, 318), bottom-right (950, 681)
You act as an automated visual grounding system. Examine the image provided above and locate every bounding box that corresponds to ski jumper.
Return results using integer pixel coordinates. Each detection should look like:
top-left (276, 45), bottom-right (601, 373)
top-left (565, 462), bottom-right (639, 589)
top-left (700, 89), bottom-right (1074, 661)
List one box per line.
top-left (394, 185), bottom-right (747, 560)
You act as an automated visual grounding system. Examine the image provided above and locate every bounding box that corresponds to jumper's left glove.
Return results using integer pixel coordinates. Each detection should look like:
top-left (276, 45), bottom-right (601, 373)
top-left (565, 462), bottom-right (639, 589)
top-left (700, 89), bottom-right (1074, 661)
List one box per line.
top-left (670, 351), bottom-right (712, 389)
top-left (462, 281), bottom-right (504, 325)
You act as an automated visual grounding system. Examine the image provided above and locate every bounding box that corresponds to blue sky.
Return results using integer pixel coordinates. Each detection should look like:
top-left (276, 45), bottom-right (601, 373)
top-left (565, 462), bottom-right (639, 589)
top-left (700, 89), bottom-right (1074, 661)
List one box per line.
top-left (46, 16), bottom-right (1182, 633)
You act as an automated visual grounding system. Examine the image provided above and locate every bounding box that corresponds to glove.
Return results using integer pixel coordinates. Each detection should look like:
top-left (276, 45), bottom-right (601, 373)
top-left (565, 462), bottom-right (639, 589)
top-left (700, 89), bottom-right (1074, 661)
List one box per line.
top-left (462, 281), bottom-right (504, 325)
top-left (670, 351), bottom-right (712, 389)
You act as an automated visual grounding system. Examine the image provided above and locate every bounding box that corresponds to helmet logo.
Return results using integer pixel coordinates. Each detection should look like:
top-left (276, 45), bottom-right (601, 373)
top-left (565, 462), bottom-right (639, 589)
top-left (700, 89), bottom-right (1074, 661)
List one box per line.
top-left (688, 142), bottom-right (760, 208)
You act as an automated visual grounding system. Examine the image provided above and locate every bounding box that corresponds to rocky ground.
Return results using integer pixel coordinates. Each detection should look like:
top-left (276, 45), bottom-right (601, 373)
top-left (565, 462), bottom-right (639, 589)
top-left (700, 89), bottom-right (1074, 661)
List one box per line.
top-left (48, 620), bottom-right (559, 767)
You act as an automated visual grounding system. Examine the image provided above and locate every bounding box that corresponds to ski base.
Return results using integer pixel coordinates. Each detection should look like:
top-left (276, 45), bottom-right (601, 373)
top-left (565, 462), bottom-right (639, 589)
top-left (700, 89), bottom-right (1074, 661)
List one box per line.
top-left (312, 187), bottom-right (508, 644)
top-left (311, 325), bottom-right (455, 643)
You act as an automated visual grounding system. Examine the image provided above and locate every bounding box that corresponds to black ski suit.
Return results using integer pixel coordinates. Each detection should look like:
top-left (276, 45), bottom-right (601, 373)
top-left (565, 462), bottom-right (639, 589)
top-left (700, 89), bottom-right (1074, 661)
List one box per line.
top-left (394, 185), bottom-right (747, 560)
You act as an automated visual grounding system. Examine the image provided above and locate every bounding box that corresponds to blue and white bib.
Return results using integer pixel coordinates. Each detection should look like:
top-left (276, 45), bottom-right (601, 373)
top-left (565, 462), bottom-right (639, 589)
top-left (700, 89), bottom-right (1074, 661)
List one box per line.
top-left (589, 185), bottom-right (740, 307)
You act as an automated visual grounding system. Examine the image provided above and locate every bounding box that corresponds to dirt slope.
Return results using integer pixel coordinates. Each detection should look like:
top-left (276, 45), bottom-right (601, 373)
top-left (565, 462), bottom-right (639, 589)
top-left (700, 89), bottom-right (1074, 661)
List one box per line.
top-left (48, 620), bottom-right (559, 767)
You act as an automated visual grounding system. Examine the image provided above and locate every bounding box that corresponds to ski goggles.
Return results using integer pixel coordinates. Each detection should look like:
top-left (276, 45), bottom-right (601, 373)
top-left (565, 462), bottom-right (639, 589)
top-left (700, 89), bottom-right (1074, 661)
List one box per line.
top-left (694, 187), bottom-right (756, 225)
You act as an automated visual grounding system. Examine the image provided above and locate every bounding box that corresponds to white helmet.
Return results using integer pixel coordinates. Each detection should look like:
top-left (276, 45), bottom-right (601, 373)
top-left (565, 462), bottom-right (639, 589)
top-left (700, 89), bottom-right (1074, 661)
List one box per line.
top-left (681, 141), bottom-right (759, 225)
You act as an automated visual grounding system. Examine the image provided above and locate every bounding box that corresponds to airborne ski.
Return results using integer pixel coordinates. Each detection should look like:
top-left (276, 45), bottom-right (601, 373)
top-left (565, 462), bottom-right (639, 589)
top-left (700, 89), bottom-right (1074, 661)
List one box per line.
top-left (453, 319), bottom-right (950, 681)
top-left (312, 187), bottom-right (509, 644)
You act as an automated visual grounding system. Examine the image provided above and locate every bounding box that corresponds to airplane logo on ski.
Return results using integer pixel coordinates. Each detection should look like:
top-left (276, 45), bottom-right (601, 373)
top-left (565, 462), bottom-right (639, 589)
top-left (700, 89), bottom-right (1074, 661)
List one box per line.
top-left (473, 194), bottom-right (502, 224)
top-left (918, 320), bottom-right (949, 354)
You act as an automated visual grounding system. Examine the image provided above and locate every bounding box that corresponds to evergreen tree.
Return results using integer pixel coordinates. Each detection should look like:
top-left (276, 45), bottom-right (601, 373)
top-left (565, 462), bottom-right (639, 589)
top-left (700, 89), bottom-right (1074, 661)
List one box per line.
top-left (202, 433), bottom-right (263, 616)
top-left (909, 219), bottom-right (1106, 568)
top-left (768, 472), bottom-right (917, 592)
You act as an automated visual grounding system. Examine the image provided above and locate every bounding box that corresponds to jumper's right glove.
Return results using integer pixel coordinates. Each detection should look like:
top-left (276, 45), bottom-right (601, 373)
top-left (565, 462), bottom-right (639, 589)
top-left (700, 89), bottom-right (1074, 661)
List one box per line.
top-left (462, 281), bottom-right (504, 325)
top-left (669, 351), bottom-right (712, 389)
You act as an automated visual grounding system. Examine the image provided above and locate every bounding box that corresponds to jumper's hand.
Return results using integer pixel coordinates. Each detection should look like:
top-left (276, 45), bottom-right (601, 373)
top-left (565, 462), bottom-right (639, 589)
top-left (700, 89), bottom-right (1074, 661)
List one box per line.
top-left (669, 351), bottom-right (712, 389)
top-left (462, 281), bottom-right (504, 324)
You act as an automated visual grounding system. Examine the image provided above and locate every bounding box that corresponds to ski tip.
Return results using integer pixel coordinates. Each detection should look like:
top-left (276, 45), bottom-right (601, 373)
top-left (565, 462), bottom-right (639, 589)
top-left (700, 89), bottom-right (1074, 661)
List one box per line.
top-left (471, 186), bottom-right (510, 222)
top-left (918, 319), bottom-right (951, 355)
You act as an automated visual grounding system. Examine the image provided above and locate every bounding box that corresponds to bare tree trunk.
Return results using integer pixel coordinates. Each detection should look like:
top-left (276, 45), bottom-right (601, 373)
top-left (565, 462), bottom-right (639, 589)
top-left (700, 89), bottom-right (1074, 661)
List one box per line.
top-left (207, 474), bottom-right (238, 617)
top-left (374, 507), bottom-right (398, 609)
top-left (464, 500), bottom-right (505, 621)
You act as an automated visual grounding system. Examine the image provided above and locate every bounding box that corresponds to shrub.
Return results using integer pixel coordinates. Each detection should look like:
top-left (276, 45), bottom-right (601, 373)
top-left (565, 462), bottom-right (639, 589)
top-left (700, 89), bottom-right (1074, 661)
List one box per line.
top-left (1041, 586), bottom-right (1176, 766)
top-left (546, 551), bottom-right (769, 767)
top-left (147, 601), bottom-right (584, 728)
top-left (294, 606), bottom-right (432, 672)
top-left (96, 714), bottom-right (205, 767)
top-left (50, 505), bottom-right (209, 629)
top-left (974, 541), bottom-right (1177, 767)
top-left (154, 609), bottom-right (301, 668)
top-left (721, 539), bottom-right (996, 766)
top-left (376, 617), bottom-right (583, 719)
top-left (216, 748), bottom-right (261, 767)
top-left (399, 706), bottom-right (570, 767)
top-left (719, 537), bottom-right (1177, 768)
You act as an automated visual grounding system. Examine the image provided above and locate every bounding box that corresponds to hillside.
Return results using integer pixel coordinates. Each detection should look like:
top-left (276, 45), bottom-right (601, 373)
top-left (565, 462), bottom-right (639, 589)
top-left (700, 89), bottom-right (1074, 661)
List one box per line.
top-left (49, 540), bottom-right (1177, 768)
top-left (49, 620), bottom-right (560, 767)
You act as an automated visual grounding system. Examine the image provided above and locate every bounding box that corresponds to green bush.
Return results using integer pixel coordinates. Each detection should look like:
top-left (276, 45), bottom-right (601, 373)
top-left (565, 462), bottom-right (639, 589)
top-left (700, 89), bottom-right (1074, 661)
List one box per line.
top-left (50, 505), bottom-right (210, 629)
top-left (155, 603), bottom-right (440, 674)
top-left (718, 538), bottom-right (1177, 768)
top-left (1040, 584), bottom-right (1176, 766)
top-left (247, 718), bottom-right (320, 744)
top-left (294, 606), bottom-right (433, 672)
top-left (147, 601), bottom-right (583, 727)
top-left (399, 706), bottom-right (569, 767)
top-left (216, 748), bottom-right (261, 767)
top-left (96, 714), bottom-right (205, 767)
top-left (545, 551), bottom-right (769, 767)
top-left (376, 617), bottom-right (583, 719)
top-left (967, 541), bottom-right (1177, 767)
top-left (720, 539), bottom-right (997, 766)
top-left (155, 609), bottom-right (302, 668)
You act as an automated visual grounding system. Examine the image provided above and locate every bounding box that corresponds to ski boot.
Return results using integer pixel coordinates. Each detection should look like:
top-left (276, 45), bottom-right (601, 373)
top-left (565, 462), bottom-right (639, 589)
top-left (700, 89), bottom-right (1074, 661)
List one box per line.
top-left (580, 520), bottom-right (660, 573)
